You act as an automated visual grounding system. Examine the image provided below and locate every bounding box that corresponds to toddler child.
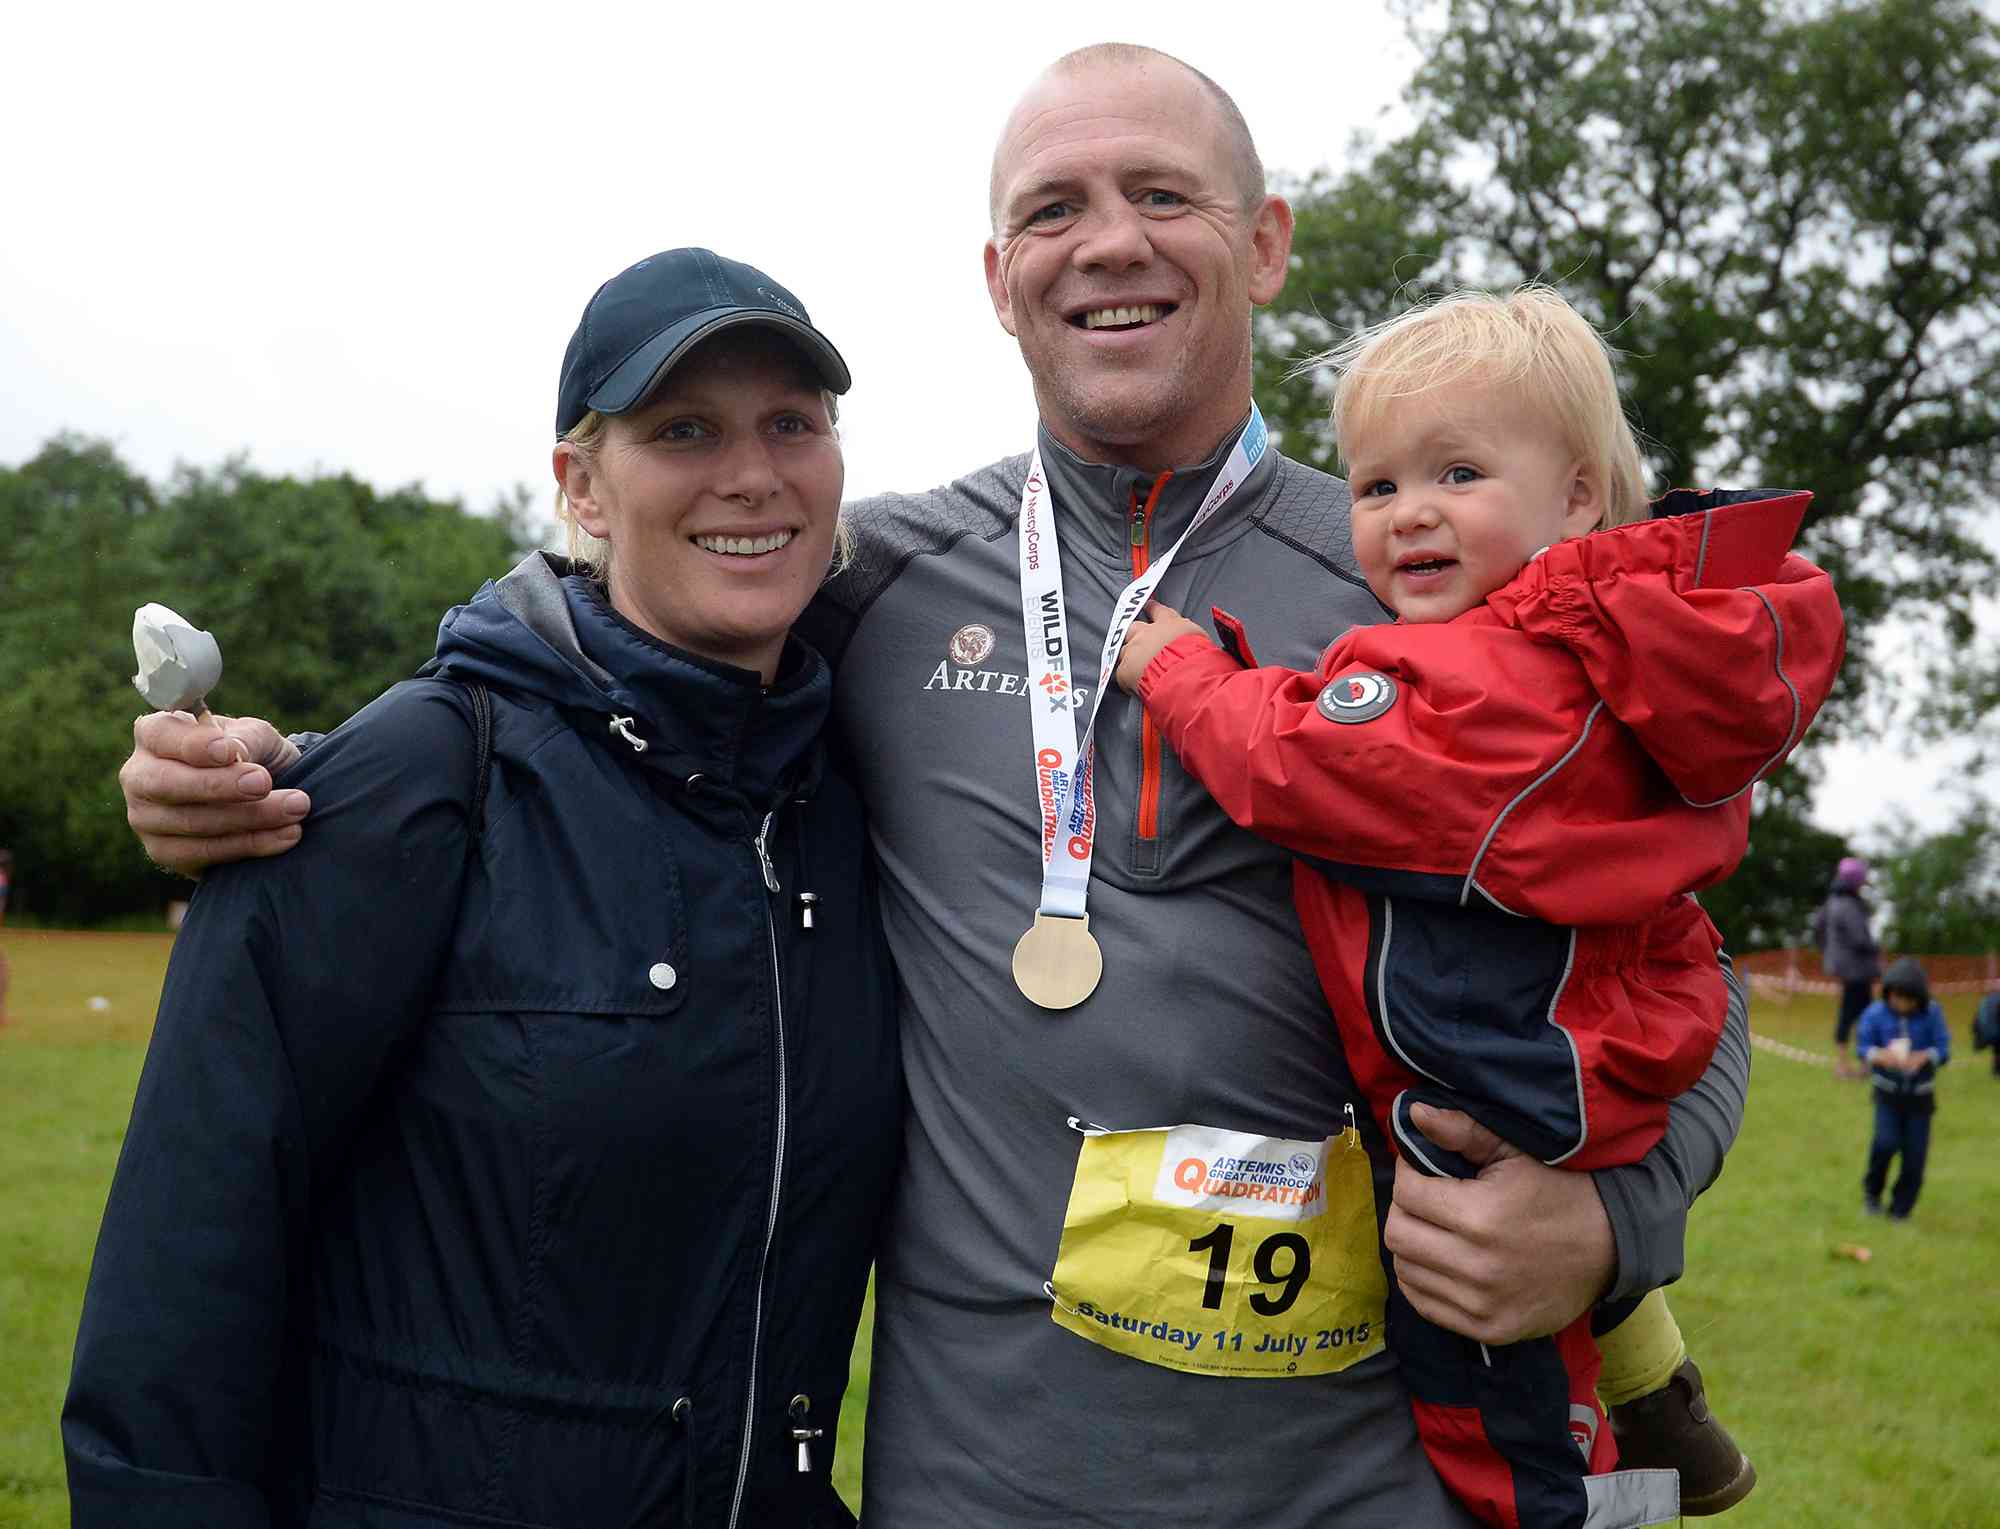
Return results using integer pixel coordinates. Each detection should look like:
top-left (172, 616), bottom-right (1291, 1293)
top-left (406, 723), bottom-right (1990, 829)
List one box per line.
top-left (1115, 286), bottom-right (1847, 1526)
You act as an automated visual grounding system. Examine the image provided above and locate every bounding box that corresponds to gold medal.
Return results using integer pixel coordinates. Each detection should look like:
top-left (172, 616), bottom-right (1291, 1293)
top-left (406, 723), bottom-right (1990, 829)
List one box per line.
top-left (1012, 911), bottom-right (1104, 1010)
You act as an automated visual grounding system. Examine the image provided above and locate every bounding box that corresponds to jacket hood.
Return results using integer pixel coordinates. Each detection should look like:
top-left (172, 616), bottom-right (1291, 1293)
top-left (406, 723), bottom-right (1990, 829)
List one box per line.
top-left (1484, 488), bottom-right (1841, 807)
top-left (1881, 957), bottom-right (1930, 1006)
top-left (428, 551), bottom-right (829, 806)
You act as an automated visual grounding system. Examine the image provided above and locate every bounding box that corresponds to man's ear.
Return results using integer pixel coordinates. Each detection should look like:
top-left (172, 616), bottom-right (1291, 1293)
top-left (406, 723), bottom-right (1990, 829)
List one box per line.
top-left (554, 441), bottom-right (610, 539)
top-left (1247, 195), bottom-right (1295, 306)
top-left (983, 239), bottom-right (1019, 338)
top-left (1562, 463), bottom-right (1606, 536)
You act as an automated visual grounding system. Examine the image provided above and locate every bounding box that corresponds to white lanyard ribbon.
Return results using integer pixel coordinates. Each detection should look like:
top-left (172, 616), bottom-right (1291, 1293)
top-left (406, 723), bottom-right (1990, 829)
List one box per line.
top-left (1017, 407), bottom-right (1268, 918)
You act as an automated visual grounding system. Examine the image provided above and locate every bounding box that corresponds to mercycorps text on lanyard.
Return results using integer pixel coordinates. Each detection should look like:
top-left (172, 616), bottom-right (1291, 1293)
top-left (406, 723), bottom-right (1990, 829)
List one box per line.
top-left (1010, 406), bottom-right (1268, 1010)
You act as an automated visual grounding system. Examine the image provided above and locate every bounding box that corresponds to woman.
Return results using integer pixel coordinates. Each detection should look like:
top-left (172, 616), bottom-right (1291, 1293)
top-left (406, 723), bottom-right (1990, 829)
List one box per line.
top-left (64, 249), bottom-right (901, 1529)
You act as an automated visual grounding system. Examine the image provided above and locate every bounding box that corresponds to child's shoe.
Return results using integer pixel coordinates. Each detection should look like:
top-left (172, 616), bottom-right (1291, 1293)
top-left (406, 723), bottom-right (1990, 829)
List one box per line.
top-left (1608, 1358), bottom-right (1756, 1515)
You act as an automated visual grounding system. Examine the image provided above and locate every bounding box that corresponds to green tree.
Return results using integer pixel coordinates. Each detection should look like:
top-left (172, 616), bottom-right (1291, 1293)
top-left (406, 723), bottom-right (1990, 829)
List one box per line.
top-left (0, 439), bottom-right (169, 921)
top-left (1874, 805), bottom-right (2000, 954)
top-left (1257, 0), bottom-right (2000, 737)
top-left (0, 439), bottom-right (530, 923)
top-left (149, 461), bottom-right (530, 729)
top-left (1695, 764), bottom-right (1850, 950)
top-left (1253, 0), bottom-right (2000, 946)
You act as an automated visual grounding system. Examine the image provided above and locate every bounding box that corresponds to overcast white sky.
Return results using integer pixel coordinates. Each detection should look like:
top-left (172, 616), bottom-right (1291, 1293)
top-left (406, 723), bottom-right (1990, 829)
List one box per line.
top-left (2, 1), bottom-right (1969, 841)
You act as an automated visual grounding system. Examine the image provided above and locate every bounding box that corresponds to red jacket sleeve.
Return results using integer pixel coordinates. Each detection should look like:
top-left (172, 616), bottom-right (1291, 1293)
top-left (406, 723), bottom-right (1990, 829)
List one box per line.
top-left (1137, 492), bottom-right (1841, 926)
top-left (1136, 621), bottom-right (1728, 922)
top-left (1485, 491), bottom-right (1846, 806)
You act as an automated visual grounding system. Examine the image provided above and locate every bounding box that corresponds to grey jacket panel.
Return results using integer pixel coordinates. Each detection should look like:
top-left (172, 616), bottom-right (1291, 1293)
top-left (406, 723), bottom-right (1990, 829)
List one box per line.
top-left (807, 430), bottom-right (1746, 1527)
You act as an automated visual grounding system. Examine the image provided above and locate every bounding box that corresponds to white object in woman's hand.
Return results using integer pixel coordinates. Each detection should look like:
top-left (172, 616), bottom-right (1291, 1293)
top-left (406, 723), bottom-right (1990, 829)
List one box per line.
top-left (132, 603), bottom-right (247, 766)
top-left (132, 603), bottom-right (225, 714)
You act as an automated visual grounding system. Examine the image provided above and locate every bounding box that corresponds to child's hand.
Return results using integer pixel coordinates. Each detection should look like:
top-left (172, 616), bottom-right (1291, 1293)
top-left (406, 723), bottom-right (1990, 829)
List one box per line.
top-left (1114, 602), bottom-right (1209, 693)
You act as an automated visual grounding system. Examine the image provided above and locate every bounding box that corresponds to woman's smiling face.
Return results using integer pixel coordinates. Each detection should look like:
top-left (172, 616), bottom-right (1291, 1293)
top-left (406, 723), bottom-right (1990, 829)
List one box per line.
top-left (557, 331), bottom-right (844, 679)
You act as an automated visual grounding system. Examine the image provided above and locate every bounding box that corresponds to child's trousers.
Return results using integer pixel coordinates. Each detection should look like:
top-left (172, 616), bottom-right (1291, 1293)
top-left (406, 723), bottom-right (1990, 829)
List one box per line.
top-left (1864, 1097), bottom-right (1932, 1216)
top-left (1391, 1115), bottom-right (1681, 1529)
top-left (1390, 1283), bottom-right (1691, 1528)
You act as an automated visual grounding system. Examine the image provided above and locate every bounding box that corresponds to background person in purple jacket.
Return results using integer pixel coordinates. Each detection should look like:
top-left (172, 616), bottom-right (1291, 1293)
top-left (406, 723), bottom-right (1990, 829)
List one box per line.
top-left (1814, 855), bottom-right (1883, 1076)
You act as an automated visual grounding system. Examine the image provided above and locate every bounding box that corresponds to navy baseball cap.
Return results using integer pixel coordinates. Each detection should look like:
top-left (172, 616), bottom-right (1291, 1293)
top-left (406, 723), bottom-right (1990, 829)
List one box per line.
top-left (555, 248), bottom-right (851, 435)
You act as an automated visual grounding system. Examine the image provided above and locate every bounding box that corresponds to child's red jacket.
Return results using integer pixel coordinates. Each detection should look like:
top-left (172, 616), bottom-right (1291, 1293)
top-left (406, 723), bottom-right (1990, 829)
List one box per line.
top-left (1138, 489), bottom-right (1845, 1171)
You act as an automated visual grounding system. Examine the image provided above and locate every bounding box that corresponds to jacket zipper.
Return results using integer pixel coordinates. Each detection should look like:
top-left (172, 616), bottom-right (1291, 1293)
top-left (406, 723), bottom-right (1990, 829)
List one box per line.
top-left (1130, 474), bottom-right (1171, 842)
top-left (727, 808), bottom-right (789, 1529)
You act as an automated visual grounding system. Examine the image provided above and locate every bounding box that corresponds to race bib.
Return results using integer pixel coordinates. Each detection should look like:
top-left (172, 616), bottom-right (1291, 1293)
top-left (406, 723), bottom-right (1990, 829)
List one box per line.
top-left (1046, 1118), bottom-right (1387, 1377)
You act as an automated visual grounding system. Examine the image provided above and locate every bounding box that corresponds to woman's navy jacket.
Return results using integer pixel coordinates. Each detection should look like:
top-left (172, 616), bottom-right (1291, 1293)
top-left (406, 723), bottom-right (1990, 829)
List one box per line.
top-left (65, 554), bottom-right (901, 1529)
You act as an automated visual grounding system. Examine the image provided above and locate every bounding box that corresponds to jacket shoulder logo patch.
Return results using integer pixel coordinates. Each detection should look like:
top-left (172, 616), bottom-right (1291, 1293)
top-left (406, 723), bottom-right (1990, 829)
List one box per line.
top-left (949, 623), bottom-right (997, 666)
top-left (1316, 671), bottom-right (1397, 724)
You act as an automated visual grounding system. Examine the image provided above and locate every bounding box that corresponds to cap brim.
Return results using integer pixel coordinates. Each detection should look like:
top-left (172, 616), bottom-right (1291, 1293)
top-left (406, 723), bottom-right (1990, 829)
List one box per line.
top-left (586, 308), bottom-right (852, 420)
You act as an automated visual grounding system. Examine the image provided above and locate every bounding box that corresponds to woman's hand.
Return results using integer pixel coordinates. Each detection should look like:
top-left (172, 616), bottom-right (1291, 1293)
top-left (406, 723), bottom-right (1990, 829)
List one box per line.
top-left (1114, 602), bottom-right (1208, 694)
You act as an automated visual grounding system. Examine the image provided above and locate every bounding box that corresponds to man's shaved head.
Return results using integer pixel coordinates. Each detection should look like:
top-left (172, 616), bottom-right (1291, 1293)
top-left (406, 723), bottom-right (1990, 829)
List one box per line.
top-left (989, 43), bottom-right (1267, 232)
top-left (980, 40), bottom-right (1294, 469)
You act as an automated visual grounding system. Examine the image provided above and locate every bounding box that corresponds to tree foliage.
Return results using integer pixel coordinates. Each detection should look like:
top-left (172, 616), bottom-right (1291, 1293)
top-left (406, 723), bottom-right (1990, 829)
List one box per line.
top-left (1251, 0), bottom-right (2000, 946)
top-left (1876, 805), bottom-right (2000, 954)
top-left (1256, 0), bottom-right (2000, 739)
top-left (1694, 763), bottom-right (1850, 950)
top-left (0, 437), bottom-right (535, 922)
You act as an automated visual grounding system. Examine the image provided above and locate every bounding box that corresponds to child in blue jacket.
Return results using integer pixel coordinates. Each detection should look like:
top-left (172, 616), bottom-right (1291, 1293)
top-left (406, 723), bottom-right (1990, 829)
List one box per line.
top-left (1856, 957), bottom-right (1951, 1219)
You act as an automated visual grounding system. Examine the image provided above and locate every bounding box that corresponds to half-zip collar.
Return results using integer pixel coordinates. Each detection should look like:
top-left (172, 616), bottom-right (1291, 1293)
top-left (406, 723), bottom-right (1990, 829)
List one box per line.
top-left (430, 551), bottom-right (829, 807)
top-left (1035, 412), bottom-right (1278, 569)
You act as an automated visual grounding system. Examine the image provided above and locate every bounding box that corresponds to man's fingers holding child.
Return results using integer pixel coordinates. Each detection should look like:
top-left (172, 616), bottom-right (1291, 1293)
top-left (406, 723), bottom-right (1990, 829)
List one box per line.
top-left (1384, 1104), bottom-right (1612, 1345)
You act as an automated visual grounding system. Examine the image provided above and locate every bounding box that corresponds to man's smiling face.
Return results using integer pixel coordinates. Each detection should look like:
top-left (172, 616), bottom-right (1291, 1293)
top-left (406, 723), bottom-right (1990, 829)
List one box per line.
top-left (984, 57), bottom-right (1291, 472)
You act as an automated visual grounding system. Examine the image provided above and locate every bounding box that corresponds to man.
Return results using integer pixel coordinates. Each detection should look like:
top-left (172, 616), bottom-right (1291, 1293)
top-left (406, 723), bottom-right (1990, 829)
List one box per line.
top-left (123, 45), bottom-right (1747, 1528)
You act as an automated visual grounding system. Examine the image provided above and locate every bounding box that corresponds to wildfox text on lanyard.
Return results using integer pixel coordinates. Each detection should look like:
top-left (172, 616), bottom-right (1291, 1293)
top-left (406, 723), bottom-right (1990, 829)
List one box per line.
top-left (1011, 407), bottom-right (1269, 1009)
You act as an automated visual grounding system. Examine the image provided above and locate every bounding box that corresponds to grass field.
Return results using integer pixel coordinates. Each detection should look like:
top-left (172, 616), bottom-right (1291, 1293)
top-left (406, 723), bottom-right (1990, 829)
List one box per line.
top-left (4, 927), bottom-right (1997, 1526)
